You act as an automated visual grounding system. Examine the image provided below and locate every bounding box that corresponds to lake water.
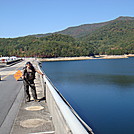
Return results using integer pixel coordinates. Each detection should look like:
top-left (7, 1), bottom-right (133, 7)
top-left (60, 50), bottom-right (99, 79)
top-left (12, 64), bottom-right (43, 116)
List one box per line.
top-left (42, 57), bottom-right (134, 134)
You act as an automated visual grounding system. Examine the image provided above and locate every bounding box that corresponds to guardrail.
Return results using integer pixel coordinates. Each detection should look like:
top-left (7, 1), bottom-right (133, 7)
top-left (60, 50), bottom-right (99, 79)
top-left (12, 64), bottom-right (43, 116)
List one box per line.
top-left (37, 61), bottom-right (94, 134)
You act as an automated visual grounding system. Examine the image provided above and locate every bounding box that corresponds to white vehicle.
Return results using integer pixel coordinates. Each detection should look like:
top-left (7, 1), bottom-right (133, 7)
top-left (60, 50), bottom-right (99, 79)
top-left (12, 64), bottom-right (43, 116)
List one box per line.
top-left (0, 56), bottom-right (18, 63)
top-left (0, 57), bottom-right (10, 63)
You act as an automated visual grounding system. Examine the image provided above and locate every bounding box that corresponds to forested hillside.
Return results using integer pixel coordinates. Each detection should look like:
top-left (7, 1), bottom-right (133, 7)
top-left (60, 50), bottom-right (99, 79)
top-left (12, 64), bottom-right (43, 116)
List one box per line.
top-left (0, 34), bottom-right (89, 57)
top-left (80, 17), bottom-right (134, 55)
top-left (0, 16), bottom-right (134, 57)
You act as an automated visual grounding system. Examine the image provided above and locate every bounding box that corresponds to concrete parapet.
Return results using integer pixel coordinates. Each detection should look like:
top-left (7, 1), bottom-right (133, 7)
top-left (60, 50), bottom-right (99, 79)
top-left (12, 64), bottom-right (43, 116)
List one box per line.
top-left (39, 68), bottom-right (94, 134)
top-left (22, 59), bottom-right (94, 134)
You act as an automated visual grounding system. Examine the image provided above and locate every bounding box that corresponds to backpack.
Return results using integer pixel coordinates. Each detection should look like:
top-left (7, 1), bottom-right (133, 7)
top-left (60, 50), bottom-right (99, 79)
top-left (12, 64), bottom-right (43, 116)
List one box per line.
top-left (23, 66), bottom-right (36, 80)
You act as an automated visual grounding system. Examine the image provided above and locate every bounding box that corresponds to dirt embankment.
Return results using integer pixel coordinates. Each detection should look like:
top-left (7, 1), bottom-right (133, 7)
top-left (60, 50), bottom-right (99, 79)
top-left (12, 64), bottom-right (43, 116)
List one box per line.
top-left (38, 54), bottom-right (134, 62)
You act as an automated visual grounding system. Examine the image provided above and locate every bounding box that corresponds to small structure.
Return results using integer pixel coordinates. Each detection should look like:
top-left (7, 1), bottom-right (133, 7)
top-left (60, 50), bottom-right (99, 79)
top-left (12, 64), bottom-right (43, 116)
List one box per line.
top-left (0, 56), bottom-right (22, 67)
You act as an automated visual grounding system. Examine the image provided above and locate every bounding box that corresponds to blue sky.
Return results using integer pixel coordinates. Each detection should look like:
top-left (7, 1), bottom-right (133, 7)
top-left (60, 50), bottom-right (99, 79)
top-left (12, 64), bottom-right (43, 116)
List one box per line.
top-left (0, 0), bottom-right (134, 38)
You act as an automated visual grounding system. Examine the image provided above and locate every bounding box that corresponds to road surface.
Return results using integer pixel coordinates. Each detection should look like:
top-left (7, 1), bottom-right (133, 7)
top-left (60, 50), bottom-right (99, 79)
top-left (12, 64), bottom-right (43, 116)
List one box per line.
top-left (0, 60), bottom-right (27, 134)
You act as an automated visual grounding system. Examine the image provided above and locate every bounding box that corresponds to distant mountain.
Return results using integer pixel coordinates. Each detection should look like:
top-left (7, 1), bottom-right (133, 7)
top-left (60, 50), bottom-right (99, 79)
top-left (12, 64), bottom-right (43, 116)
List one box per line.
top-left (79, 16), bottom-right (134, 55)
top-left (0, 16), bottom-right (134, 57)
top-left (115, 16), bottom-right (134, 21)
top-left (32, 16), bottom-right (134, 38)
top-left (80, 16), bottom-right (134, 42)
top-left (55, 22), bottom-right (110, 38)
top-left (56, 16), bottom-right (134, 38)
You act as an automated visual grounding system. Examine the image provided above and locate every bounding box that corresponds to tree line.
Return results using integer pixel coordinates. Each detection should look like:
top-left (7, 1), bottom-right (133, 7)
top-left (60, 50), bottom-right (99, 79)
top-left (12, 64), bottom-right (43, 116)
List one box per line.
top-left (0, 19), bottom-right (134, 57)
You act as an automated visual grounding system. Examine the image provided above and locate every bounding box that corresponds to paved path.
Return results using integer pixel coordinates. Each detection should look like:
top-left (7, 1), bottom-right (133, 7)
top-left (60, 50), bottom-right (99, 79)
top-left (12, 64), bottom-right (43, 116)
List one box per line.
top-left (0, 59), bottom-right (55, 134)
top-left (0, 60), bottom-right (25, 134)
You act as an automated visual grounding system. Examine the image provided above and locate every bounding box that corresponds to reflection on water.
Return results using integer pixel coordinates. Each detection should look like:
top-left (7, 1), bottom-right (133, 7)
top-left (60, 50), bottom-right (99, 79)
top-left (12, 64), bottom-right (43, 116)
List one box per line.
top-left (53, 73), bottom-right (134, 88)
top-left (42, 58), bottom-right (134, 134)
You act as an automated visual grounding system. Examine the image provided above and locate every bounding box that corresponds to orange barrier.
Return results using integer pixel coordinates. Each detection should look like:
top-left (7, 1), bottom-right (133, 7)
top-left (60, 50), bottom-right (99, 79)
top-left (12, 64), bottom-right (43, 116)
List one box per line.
top-left (14, 70), bottom-right (22, 81)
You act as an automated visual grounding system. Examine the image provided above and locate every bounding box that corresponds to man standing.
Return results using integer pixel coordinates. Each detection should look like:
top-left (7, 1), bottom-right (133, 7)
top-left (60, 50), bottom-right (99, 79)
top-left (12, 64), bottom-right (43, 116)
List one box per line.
top-left (22, 62), bottom-right (43, 102)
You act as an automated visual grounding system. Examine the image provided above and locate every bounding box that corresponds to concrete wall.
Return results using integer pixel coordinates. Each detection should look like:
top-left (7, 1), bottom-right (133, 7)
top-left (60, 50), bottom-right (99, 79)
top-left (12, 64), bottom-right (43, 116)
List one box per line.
top-left (37, 61), bottom-right (94, 134)
top-left (46, 83), bottom-right (72, 134)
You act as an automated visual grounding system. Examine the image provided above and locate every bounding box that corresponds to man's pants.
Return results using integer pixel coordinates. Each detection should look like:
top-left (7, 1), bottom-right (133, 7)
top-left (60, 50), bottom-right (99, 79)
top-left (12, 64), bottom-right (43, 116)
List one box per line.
top-left (23, 79), bottom-right (37, 101)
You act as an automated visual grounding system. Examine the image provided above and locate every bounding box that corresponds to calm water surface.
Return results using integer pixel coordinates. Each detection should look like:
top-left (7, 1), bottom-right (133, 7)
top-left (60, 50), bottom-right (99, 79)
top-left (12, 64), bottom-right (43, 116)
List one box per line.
top-left (42, 58), bottom-right (134, 134)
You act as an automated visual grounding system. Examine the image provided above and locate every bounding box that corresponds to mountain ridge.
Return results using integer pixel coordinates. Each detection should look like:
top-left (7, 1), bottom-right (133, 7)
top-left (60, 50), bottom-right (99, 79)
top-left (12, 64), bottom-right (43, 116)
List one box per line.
top-left (33, 16), bottom-right (134, 38)
top-left (0, 16), bottom-right (134, 57)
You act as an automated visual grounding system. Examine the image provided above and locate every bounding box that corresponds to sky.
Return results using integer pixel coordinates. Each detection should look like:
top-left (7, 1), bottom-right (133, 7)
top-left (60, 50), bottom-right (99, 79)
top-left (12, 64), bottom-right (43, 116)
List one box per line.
top-left (0, 0), bottom-right (134, 38)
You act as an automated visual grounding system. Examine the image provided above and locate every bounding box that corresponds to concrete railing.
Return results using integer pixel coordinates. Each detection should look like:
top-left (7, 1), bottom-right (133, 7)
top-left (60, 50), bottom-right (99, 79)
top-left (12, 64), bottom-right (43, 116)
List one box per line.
top-left (37, 61), bottom-right (94, 134)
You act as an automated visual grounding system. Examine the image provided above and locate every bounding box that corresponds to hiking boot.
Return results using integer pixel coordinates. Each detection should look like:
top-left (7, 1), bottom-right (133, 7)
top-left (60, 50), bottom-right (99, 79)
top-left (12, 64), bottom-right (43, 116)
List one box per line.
top-left (34, 99), bottom-right (39, 102)
top-left (25, 99), bottom-right (30, 103)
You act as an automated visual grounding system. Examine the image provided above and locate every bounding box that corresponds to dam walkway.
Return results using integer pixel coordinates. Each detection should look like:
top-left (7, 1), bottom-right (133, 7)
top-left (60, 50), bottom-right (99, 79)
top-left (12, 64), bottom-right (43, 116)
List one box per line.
top-left (0, 58), bottom-right (94, 134)
top-left (10, 59), bottom-right (55, 134)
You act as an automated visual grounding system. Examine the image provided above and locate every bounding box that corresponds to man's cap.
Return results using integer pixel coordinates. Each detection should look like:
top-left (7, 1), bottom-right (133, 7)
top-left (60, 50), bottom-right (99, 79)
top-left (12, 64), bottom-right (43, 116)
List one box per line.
top-left (26, 62), bottom-right (32, 65)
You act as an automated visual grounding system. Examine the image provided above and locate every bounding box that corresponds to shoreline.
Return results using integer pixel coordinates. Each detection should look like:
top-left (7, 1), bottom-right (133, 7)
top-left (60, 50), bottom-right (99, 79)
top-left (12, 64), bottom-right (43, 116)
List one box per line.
top-left (38, 54), bottom-right (134, 62)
